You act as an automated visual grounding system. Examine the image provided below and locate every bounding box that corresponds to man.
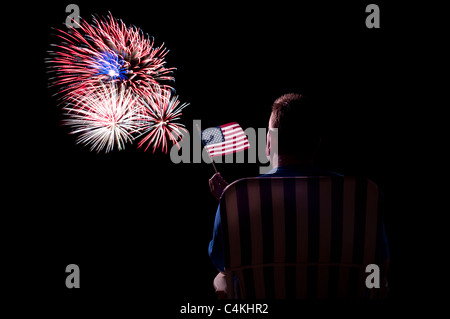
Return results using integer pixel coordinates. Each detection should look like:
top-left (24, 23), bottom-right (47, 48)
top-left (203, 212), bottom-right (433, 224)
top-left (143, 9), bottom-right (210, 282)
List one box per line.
top-left (208, 93), bottom-right (389, 296)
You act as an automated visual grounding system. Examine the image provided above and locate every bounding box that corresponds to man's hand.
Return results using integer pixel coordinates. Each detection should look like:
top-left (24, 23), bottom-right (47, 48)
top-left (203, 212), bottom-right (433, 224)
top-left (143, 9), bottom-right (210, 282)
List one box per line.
top-left (209, 172), bottom-right (229, 200)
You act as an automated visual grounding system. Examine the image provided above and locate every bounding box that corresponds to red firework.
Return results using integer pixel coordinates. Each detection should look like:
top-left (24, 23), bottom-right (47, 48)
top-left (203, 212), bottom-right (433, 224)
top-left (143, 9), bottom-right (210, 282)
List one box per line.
top-left (47, 13), bottom-right (175, 102)
top-left (137, 88), bottom-right (189, 153)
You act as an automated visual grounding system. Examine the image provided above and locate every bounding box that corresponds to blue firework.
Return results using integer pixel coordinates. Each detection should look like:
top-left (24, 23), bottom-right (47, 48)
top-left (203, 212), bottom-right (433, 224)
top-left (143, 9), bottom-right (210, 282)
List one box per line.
top-left (93, 51), bottom-right (128, 81)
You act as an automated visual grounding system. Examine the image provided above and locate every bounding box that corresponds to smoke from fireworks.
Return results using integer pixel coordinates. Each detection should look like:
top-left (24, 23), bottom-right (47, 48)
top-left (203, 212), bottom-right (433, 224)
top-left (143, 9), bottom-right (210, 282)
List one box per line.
top-left (47, 13), bottom-right (189, 153)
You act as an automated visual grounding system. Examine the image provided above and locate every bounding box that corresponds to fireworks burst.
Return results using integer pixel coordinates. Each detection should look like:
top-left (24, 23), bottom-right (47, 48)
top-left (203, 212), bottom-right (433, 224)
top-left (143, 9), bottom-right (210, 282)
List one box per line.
top-left (47, 13), bottom-right (190, 153)
top-left (64, 83), bottom-right (142, 153)
top-left (137, 88), bottom-right (189, 153)
top-left (47, 13), bottom-right (175, 102)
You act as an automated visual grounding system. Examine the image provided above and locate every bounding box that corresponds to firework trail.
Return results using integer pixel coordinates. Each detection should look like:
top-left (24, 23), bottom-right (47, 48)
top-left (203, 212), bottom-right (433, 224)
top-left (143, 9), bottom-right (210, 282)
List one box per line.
top-left (137, 88), bottom-right (189, 153)
top-left (64, 83), bottom-right (143, 153)
top-left (47, 13), bottom-right (175, 102)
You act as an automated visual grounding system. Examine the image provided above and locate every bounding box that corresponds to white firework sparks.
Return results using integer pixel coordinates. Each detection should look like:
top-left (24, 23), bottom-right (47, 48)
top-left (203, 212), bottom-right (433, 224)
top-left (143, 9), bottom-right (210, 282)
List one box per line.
top-left (64, 83), bottom-right (143, 153)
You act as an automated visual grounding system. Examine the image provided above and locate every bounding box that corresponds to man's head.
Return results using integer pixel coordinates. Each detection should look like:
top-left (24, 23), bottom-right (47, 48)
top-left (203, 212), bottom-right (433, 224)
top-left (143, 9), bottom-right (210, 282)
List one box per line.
top-left (267, 93), bottom-right (322, 165)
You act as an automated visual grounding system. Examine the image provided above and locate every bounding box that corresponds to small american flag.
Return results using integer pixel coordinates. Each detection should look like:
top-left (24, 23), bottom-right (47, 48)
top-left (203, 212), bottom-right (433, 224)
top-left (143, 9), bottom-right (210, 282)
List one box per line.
top-left (201, 122), bottom-right (250, 157)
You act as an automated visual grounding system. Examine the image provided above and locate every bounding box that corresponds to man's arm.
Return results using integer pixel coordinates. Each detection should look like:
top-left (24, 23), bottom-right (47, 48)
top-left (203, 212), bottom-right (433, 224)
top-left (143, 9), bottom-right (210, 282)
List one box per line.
top-left (208, 205), bottom-right (225, 272)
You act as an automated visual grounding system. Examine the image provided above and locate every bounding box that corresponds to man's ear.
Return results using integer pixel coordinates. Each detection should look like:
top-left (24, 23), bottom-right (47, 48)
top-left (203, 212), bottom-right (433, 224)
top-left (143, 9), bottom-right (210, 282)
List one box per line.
top-left (266, 130), bottom-right (271, 159)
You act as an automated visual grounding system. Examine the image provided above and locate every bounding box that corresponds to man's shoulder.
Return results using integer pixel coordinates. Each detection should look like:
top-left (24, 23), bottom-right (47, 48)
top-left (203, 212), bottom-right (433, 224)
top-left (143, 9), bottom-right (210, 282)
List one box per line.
top-left (258, 165), bottom-right (343, 178)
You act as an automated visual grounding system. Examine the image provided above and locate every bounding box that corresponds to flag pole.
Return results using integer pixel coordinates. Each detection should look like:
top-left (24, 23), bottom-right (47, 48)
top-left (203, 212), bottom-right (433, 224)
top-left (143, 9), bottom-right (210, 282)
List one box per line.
top-left (195, 123), bottom-right (218, 174)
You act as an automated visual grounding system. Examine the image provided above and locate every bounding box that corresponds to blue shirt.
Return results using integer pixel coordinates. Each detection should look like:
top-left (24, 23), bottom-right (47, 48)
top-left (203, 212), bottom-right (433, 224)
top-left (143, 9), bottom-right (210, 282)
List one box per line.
top-left (208, 164), bottom-right (389, 272)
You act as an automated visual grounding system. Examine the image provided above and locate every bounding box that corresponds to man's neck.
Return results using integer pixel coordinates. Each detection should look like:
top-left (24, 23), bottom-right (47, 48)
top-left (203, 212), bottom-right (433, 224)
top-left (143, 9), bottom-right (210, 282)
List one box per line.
top-left (276, 154), bottom-right (314, 168)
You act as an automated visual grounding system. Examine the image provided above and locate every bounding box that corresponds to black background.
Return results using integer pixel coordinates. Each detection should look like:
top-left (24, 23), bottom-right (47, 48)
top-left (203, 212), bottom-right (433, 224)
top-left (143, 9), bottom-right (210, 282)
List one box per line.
top-left (6, 0), bottom-right (436, 317)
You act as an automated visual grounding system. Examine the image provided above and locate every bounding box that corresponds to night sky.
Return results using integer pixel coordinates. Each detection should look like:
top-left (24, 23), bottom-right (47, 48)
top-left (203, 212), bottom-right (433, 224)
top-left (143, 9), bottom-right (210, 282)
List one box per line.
top-left (6, 1), bottom-right (434, 316)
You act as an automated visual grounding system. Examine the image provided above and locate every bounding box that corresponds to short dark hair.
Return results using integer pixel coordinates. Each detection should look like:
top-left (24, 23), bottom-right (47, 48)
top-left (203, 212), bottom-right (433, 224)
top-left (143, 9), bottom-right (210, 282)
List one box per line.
top-left (270, 93), bottom-right (322, 158)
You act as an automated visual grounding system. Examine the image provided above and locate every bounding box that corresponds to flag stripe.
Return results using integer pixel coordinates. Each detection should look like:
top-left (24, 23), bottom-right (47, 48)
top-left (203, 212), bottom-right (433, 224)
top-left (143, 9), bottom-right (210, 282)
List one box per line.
top-left (220, 122), bottom-right (239, 129)
top-left (209, 144), bottom-right (250, 157)
top-left (206, 134), bottom-right (247, 151)
top-left (208, 140), bottom-right (250, 155)
top-left (222, 126), bottom-right (243, 134)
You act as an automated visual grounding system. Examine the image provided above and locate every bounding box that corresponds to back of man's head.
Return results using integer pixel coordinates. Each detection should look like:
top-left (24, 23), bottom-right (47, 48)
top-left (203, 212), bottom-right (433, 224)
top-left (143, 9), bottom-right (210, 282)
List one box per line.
top-left (270, 93), bottom-right (322, 160)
